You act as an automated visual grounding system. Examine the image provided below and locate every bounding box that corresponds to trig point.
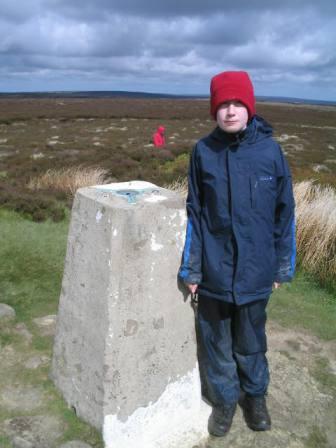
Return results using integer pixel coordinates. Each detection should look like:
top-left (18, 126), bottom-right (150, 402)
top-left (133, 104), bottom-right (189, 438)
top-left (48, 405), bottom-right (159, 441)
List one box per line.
top-left (51, 181), bottom-right (210, 448)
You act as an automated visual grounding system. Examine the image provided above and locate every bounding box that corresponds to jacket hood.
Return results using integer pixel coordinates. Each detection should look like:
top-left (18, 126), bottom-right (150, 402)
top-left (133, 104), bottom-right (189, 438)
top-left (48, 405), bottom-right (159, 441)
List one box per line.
top-left (210, 115), bottom-right (273, 146)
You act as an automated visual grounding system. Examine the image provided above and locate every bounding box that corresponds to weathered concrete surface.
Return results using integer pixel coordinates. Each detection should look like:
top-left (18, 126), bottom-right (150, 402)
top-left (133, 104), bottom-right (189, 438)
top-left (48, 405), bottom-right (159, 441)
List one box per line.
top-left (51, 181), bottom-right (211, 448)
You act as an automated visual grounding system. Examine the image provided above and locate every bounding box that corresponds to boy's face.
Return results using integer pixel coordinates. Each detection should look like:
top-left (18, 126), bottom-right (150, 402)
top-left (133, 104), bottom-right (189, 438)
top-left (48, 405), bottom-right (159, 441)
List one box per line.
top-left (216, 100), bottom-right (249, 133)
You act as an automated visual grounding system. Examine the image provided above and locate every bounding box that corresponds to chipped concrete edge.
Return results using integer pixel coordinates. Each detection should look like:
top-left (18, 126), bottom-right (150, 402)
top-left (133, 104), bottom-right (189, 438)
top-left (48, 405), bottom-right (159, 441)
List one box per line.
top-left (103, 365), bottom-right (211, 448)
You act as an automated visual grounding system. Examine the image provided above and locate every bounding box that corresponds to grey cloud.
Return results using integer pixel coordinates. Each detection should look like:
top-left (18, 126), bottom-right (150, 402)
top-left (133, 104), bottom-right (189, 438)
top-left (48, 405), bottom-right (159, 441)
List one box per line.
top-left (0, 0), bottom-right (42, 23)
top-left (0, 0), bottom-right (335, 99)
top-left (44, 0), bottom-right (336, 19)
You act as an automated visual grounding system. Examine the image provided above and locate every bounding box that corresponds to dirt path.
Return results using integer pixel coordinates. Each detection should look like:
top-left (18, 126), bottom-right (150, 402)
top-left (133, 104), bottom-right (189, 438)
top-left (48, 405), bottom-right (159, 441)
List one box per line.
top-left (0, 316), bottom-right (335, 447)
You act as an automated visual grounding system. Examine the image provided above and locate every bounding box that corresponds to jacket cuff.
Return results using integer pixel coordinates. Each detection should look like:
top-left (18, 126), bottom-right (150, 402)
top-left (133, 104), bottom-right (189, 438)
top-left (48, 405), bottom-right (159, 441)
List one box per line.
top-left (274, 272), bottom-right (294, 283)
top-left (178, 271), bottom-right (202, 285)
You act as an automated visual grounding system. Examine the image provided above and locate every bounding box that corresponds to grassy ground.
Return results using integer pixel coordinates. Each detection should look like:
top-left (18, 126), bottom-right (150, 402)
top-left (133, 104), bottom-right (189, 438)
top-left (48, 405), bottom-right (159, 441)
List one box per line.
top-left (269, 271), bottom-right (336, 340)
top-left (0, 209), bottom-right (104, 447)
top-left (0, 209), bottom-right (68, 321)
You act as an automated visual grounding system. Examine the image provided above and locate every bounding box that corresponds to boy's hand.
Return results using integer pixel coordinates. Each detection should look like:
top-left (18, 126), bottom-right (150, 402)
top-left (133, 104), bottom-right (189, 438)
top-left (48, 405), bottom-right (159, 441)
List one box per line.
top-left (186, 283), bottom-right (198, 294)
top-left (273, 282), bottom-right (281, 289)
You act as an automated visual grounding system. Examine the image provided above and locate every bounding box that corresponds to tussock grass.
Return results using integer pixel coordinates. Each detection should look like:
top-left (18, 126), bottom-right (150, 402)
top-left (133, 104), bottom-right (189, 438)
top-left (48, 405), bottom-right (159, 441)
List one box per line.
top-left (27, 166), bottom-right (110, 196)
top-left (165, 176), bottom-right (188, 195)
top-left (294, 180), bottom-right (336, 291)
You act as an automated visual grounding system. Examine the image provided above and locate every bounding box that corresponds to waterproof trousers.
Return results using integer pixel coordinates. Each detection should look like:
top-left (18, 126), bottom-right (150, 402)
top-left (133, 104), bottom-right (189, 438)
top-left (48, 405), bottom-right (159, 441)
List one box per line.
top-left (197, 295), bottom-right (270, 406)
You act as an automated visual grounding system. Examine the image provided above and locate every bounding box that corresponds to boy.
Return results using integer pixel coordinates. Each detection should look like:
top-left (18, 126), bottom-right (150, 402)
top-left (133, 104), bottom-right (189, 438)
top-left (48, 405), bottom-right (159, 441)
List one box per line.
top-left (178, 71), bottom-right (296, 436)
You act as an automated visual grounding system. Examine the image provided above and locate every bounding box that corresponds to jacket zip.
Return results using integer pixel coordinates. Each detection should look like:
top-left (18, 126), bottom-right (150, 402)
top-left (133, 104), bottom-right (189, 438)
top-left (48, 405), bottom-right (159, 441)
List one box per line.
top-left (227, 144), bottom-right (239, 302)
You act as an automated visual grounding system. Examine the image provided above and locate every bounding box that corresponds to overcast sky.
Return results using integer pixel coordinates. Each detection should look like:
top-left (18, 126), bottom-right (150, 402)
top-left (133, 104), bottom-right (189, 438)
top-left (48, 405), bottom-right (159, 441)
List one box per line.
top-left (1, 0), bottom-right (335, 100)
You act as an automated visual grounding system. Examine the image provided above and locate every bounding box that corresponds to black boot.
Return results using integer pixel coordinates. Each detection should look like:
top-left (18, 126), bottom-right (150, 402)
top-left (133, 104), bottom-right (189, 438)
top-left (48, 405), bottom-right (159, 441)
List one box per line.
top-left (208, 403), bottom-right (237, 437)
top-left (242, 395), bottom-right (271, 431)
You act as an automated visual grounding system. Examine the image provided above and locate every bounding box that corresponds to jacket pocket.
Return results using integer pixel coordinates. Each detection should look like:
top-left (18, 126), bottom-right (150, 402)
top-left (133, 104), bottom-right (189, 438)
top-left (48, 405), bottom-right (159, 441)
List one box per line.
top-left (250, 174), bottom-right (277, 209)
top-left (250, 174), bottom-right (258, 209)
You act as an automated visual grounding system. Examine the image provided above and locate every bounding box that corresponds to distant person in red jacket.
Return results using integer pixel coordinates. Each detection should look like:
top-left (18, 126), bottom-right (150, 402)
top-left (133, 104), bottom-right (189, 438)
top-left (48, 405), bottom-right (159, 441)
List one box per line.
top-left (153, 125), bottom-right (166, 147)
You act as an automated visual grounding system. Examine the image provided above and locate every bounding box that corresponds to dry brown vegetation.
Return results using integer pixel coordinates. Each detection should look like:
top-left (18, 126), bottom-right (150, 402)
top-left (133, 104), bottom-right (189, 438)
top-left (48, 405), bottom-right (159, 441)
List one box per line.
top-left (27, 166), bottom-right (110, 196)
top-left (164, 176), bottom-right (188, 196)
top-left (294, 181), bottom-right (336, 289)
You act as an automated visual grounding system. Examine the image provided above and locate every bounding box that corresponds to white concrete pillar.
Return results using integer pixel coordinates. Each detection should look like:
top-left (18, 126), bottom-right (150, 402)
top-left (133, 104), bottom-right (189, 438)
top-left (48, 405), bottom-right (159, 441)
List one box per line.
top-left (51, 181), bottom-right (210, 448)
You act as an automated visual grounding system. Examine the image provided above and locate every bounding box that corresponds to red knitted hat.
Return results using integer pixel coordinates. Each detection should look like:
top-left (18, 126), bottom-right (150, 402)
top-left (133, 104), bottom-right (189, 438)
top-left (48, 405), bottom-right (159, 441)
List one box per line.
top-left (210, 71), bottom-right (256, 120)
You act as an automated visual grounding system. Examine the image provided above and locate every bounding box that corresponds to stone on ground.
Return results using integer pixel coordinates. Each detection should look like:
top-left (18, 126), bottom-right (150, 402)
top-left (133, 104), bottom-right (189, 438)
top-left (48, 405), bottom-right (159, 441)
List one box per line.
top-left (14, 323), bottom-right (33, 345)
top-left (59, 441), bottom-right (93, 448)
top-left (24, 355), bottom-right (50, 370)
top-left (0, 385), bottom-right (45, 412)
top-left (33, 314), bottom-right (57, 336)
top-left (12, 436), bottom-right (34, 448)
top-left (0, 303), bottom-right (16, 321)
top-left (3, 415), bottom-right (64, 448)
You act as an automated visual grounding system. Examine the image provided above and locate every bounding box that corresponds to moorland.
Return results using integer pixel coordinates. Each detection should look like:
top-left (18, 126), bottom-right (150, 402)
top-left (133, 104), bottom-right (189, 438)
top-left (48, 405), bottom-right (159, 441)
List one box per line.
top-left (0, 97), bottom-right (335, 221)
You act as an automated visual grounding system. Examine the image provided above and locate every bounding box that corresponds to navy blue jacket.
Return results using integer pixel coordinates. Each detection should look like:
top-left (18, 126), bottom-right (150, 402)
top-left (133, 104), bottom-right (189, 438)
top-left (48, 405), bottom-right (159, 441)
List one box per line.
top-left (178, 115), bottom-right (296, 305)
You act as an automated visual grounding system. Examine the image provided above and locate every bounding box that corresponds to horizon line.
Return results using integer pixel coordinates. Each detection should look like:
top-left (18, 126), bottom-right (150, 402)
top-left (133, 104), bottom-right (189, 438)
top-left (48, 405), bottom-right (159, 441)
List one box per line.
top-left (0, 89), bottom-right (335, 106)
